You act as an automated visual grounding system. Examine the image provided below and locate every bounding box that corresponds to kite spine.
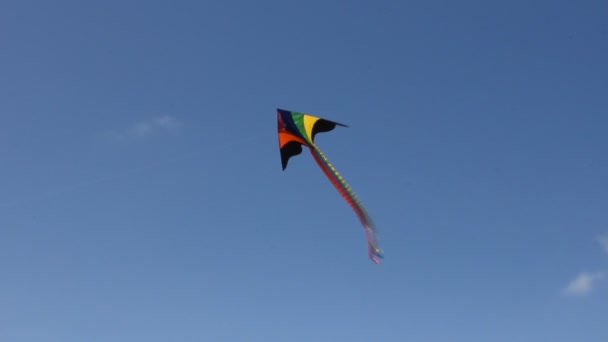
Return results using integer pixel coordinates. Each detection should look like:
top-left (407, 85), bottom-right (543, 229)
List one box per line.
top-left (308, 144), bottom-right (383, 263)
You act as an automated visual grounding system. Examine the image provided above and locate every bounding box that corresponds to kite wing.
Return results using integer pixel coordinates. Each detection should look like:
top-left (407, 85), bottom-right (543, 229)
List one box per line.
top-left (277, 108), bottom-right (383, 264)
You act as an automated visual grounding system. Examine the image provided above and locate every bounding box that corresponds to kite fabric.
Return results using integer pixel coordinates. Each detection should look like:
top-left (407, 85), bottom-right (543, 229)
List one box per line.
top-left (277, 108), bottom-right (383, 264)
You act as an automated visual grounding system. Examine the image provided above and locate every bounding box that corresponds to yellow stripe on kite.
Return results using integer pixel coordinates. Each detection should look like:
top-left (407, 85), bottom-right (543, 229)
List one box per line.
top-left (302, 114), bottom-right (320, 143)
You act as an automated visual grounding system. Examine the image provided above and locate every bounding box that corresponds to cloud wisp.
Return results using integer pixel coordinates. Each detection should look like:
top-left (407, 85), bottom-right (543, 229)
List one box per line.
top-left (105, 115), bottom-right (182, 142)
top-left (563, 271), bottom-right (605, 296)
top-left (597, 234), bottom-right (608, 255)
top-left (561, 233), bottom-right (608, 297)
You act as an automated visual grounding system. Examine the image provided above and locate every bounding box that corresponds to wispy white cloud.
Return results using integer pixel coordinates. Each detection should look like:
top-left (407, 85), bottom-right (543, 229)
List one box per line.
top-left (563, 271), bottom-right (605, 296)
top-left (105, 115), bottom-right (182, 142)
top-left (597, 234), bottom-right (608, 255)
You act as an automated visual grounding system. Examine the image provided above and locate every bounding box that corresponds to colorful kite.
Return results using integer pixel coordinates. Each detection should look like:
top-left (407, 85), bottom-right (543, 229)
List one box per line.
top-left (277, 108), bottom-right (383, 264)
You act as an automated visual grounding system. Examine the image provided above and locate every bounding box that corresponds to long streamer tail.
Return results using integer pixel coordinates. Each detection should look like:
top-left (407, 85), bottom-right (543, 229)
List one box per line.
top-left (308, 144), bottom-right (383, 263)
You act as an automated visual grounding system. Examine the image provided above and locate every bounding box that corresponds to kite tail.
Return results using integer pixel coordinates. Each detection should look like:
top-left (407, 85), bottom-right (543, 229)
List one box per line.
top-left (308, 144), bottom-right (383, 264)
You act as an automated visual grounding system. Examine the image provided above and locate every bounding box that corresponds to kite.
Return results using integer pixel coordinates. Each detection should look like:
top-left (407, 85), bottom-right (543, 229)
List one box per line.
top-left (277, 108), bottom-right (383, 264)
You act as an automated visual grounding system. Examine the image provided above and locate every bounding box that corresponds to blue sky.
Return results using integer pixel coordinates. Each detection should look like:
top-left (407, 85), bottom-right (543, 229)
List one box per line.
top-left (1, 0), bottom-right (607, 341)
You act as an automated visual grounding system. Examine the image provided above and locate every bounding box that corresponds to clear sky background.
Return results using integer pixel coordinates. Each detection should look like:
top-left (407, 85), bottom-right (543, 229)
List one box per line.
top-left (1, 0), bottom-right (607, 341)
